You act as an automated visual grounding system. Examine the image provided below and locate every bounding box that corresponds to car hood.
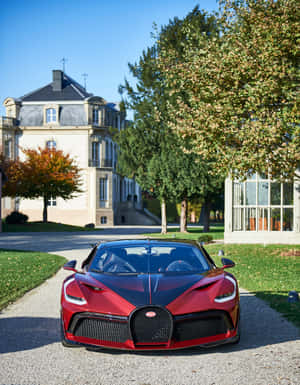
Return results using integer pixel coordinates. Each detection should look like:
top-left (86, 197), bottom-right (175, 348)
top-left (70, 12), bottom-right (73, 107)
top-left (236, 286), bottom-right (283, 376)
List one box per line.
top-left (88, 272), bottom-right (210, 307)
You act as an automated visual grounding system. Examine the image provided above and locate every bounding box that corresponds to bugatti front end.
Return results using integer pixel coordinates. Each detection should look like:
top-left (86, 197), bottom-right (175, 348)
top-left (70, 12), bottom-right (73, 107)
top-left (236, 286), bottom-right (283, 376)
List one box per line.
top-left (60, 240), bottom-right (240, 350)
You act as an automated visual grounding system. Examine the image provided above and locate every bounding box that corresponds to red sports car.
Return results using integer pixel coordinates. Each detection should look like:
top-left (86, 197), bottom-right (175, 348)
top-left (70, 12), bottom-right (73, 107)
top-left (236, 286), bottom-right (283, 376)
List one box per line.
top-left (61, 239), bottom-right (240, 350)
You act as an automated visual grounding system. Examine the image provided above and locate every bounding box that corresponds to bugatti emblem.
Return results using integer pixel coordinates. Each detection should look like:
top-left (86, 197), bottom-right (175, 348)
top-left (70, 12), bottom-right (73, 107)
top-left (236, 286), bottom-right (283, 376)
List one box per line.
top-left (145, 311), bottom-right (157, 318)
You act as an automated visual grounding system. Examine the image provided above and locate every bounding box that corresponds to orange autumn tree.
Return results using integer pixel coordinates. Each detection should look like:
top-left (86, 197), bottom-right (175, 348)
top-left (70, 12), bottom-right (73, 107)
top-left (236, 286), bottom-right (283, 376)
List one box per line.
top-left (3, 147), bottom-right (82, 223)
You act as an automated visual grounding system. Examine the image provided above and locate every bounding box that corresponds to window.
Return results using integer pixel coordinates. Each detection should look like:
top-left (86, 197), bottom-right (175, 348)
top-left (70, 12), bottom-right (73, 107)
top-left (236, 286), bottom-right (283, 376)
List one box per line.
top-left (233, 175), bottom-right (294, 232)
top-left (47, 197), bottom-right (57, 206)
top-left (92, 142), bottom-right (100, 166)
top-left (4, 139), bottom-right (12, 158)
top-left (93, 108), bottom-right (98, 125)
top-left (99, 177), bottom-right (108, 207)
top-left (46, 108), bottom-right (56, 123)
top-left (46, 140), bottom-right (56, 149)
top-left (100, 216), bottom-right (107, 224)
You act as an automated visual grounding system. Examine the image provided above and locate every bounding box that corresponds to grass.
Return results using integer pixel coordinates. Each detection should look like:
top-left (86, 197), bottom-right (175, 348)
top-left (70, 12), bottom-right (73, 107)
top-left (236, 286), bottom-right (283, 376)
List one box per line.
top-left (146, 225), bottom-right (224, 240)
top-left (2, 221), bottom-right (101, 232)
top-left (0, 249), bottom-right (66, 310)
top-left (205, 243), bottom-right (300, 329)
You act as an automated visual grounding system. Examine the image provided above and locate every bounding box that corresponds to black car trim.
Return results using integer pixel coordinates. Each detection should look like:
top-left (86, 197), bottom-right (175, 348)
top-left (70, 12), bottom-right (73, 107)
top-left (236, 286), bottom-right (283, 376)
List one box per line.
top-left (68, 312), bottom-right (128, 334)
top-left (129, 305), bottom-right (174, 346)
top-left (90, 272), bottom-right (204, 306)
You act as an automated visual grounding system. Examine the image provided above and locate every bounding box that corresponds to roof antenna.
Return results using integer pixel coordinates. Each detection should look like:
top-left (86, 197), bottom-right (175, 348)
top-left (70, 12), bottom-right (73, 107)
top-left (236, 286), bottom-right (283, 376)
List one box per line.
top-left (61, 57), bottom-right (68, 73)
top-left (82, 73), bottom-right (88, 90)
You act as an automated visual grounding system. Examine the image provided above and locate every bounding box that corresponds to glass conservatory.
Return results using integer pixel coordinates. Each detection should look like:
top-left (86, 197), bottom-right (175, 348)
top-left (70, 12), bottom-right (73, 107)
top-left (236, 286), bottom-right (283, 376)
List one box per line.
top-left (224, 173), bottom-right (300, 244)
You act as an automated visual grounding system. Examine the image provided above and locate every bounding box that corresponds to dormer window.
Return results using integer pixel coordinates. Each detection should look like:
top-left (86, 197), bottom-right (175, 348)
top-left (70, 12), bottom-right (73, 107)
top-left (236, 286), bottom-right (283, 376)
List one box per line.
top-left (93, 108), bottom-right (99, 125)
top-left (46, 108), bottom-right (56, 123)
top-left (44, 105), bottom-right (59, 125)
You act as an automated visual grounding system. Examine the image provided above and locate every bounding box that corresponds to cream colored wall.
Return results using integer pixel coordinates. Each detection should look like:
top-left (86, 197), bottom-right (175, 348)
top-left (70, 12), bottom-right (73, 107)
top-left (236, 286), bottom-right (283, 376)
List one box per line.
top-left (18, 128), bottom-right (88, 168)
top-left (17, 128), bottom-right (92, 224)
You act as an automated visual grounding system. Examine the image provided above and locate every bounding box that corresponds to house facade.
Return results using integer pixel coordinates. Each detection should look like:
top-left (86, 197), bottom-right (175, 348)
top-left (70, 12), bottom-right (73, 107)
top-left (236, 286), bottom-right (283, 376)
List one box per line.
top-left (0, 70), bottom-right (154, 226)
top-left (224, 173), bottom-right (300, 244)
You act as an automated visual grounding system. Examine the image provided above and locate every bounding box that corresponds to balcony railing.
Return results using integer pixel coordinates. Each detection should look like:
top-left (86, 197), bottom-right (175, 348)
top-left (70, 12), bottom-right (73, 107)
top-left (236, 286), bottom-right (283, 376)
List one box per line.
top-left (89, 159), bottom-right (100, 167)
top-left (89, 158), bottom-right (113, 168)
top-left (0, 117), bottom-right (18, 128)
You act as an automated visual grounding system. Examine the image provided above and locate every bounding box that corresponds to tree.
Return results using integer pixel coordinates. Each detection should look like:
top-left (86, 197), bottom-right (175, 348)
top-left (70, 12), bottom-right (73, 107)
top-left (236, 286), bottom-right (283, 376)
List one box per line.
top-left (2, 147), bottom-right (82, 222)
top-left (159, 0), bottom-right (299, 181)
top-left (117, 7), bottom-right (223, 233)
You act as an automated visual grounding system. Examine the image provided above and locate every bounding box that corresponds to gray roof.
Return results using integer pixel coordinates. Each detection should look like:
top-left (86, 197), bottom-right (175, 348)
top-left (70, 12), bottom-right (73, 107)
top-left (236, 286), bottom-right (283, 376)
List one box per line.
top-left (19, 104), bottom-right (88, 126)
top-left (20, 72), bottom-right (92, 102)
top-left (106, 102), bottom-right (120, 111)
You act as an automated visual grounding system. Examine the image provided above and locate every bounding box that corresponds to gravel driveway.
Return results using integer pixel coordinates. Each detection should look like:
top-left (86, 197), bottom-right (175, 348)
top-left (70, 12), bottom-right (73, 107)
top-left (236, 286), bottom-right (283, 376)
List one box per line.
top-left (0, 228), bottom-right (299, 385)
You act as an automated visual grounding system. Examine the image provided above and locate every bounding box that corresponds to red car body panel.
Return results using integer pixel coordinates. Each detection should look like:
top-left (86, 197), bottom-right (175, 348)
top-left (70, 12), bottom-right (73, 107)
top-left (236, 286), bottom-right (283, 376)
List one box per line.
top-left (61, 240), bottom-right (240, 350)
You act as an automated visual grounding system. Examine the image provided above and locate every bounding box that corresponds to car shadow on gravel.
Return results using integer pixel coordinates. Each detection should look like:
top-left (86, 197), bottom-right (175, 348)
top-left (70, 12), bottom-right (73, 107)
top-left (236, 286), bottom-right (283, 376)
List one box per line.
top-left (0, 292), bottom-right (298, 355)
top-left (0, 317), bottom-right (60, 354)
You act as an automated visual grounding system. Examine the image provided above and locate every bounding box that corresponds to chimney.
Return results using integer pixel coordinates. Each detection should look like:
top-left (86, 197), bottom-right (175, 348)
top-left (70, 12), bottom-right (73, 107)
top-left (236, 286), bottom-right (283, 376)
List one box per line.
top-left (52, 70), bottom-right (63, 91)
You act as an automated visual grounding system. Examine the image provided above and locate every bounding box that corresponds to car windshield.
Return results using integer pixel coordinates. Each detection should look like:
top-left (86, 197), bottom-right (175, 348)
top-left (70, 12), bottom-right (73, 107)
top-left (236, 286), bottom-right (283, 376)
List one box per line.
top-left (89, 245), bottom-right (210, 274)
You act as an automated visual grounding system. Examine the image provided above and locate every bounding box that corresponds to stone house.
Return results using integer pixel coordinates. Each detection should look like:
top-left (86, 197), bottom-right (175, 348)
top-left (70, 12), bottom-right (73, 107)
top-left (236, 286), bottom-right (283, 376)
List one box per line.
top-left (0, 70), bottom-right (156, 226)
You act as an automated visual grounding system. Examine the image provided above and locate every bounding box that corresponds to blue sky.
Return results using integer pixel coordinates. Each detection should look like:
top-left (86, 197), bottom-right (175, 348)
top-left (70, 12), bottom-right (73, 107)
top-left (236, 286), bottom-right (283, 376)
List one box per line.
top-left (0, 0), bottom-right (218, 118)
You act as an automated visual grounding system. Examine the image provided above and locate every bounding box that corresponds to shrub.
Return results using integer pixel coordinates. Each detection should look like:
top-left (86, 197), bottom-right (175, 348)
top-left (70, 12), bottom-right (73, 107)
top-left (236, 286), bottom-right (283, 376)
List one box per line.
top-left (85, 223), bottom-right (95, 229)
top-left (198, 234), bottom-right (213, 244)
top-left (5, 211), bottom-right (29, 224)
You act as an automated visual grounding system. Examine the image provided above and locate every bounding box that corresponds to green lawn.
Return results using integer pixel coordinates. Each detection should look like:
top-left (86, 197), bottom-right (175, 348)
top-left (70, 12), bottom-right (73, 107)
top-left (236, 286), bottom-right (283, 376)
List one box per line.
top-left (0, 249), bottom-right (66, 310)
top-left (146, 225), bottom-right (224, 240)
top-left (205, 244), bottom-right (300, 329)
top-left (2, 221), bottom-right (101, 232)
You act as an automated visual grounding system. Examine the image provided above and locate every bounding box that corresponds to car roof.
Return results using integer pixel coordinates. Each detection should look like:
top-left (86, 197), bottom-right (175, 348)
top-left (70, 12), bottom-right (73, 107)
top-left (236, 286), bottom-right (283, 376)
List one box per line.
top-left (98, 239), bottom-right (201, 249)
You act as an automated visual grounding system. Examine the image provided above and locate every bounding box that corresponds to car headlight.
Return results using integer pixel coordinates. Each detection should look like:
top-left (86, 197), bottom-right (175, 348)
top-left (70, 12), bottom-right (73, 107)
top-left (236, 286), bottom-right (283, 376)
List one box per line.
top-left (64, 278), bottom-right (87, 305)
top-left (214, 276), bottom-right (236, 303)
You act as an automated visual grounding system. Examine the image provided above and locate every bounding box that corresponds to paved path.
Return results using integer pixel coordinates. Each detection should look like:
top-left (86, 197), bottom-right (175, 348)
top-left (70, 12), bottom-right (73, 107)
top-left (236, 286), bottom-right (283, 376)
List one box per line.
top-left (0, 228), bottom-right (299, 385)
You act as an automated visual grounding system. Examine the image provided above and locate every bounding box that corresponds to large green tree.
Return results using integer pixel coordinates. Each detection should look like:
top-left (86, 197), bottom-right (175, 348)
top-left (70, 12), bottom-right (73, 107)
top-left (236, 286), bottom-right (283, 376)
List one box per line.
top-left (159, 0), bottom-right (299, 181)
top-left (117, 7), bottom-right (223, 233)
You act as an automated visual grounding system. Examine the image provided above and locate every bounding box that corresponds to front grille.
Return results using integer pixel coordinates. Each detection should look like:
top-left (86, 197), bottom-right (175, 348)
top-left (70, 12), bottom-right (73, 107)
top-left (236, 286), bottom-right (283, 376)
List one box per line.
top-left (68, 313), bottom-right (130, 343)
top-left (173, 310), bottom-right (233, 342)
top-left (130, 306), bottom-right (173, 344)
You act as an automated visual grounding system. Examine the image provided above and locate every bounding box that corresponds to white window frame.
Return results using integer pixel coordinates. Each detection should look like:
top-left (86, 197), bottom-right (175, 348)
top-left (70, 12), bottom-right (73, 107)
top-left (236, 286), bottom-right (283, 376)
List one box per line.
top-left (99, 176), bottom-right (108, 207)
top-left (46, 108), bottom-right (56, 123)
top-left (92, 108), bottom-right (99, 125)
top-left (232, 174), bottom-right (294, 232)
top-left (44, 105), bottom-right (59, 125)
top-left (4, 138), bottom-right (12, 158)
top-left (47, 197), bottom-right (57, 206)
top-left (46, 140), bottom-right (56, 150)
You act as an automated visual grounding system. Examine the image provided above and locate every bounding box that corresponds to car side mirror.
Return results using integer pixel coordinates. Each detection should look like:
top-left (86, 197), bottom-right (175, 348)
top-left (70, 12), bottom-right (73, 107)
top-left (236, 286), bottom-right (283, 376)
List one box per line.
top-left (221, 258), bottom-right (235, 269)
top-left (63, 260), bottom-right (78, 272)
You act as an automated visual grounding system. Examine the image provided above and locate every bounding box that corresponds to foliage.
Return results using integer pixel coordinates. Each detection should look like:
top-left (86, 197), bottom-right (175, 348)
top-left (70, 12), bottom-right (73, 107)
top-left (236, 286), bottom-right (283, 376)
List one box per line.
top-left (5, 211), bottom-right (28, 224)
top-left (0, 249), bottom-right (66, 310)
top-left (159, 0), bottom-right (299, 181)
top-left (2, 147), bottom-right (82, 222)
top-left (117, 7), bottom-right (225, 232)
top-left (144, 198), bottom-right (178, 223)
top-left (146, 225), bottom-right (224, 240)
top-left (198, 234), bottom-right (213, 243)
top-left (206, 243), bottom-right (300, 328)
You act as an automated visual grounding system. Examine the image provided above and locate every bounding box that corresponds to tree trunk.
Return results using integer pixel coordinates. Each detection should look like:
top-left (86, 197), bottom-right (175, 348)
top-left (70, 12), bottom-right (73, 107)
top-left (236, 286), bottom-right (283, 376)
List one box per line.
top-left (161, 198), bottom-right (167, 234)
top-left (43, 196), bottom-right (48, 223)
top-left (180, 198), bottom-right (188, 233)
top-left (202, 197), bottom-right (211, 233)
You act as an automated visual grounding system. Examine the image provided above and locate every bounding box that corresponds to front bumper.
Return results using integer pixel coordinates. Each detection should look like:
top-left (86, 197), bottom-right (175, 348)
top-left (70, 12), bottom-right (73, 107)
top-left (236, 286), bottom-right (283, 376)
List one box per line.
top-left (62, 306), bottom-right (239, 350)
